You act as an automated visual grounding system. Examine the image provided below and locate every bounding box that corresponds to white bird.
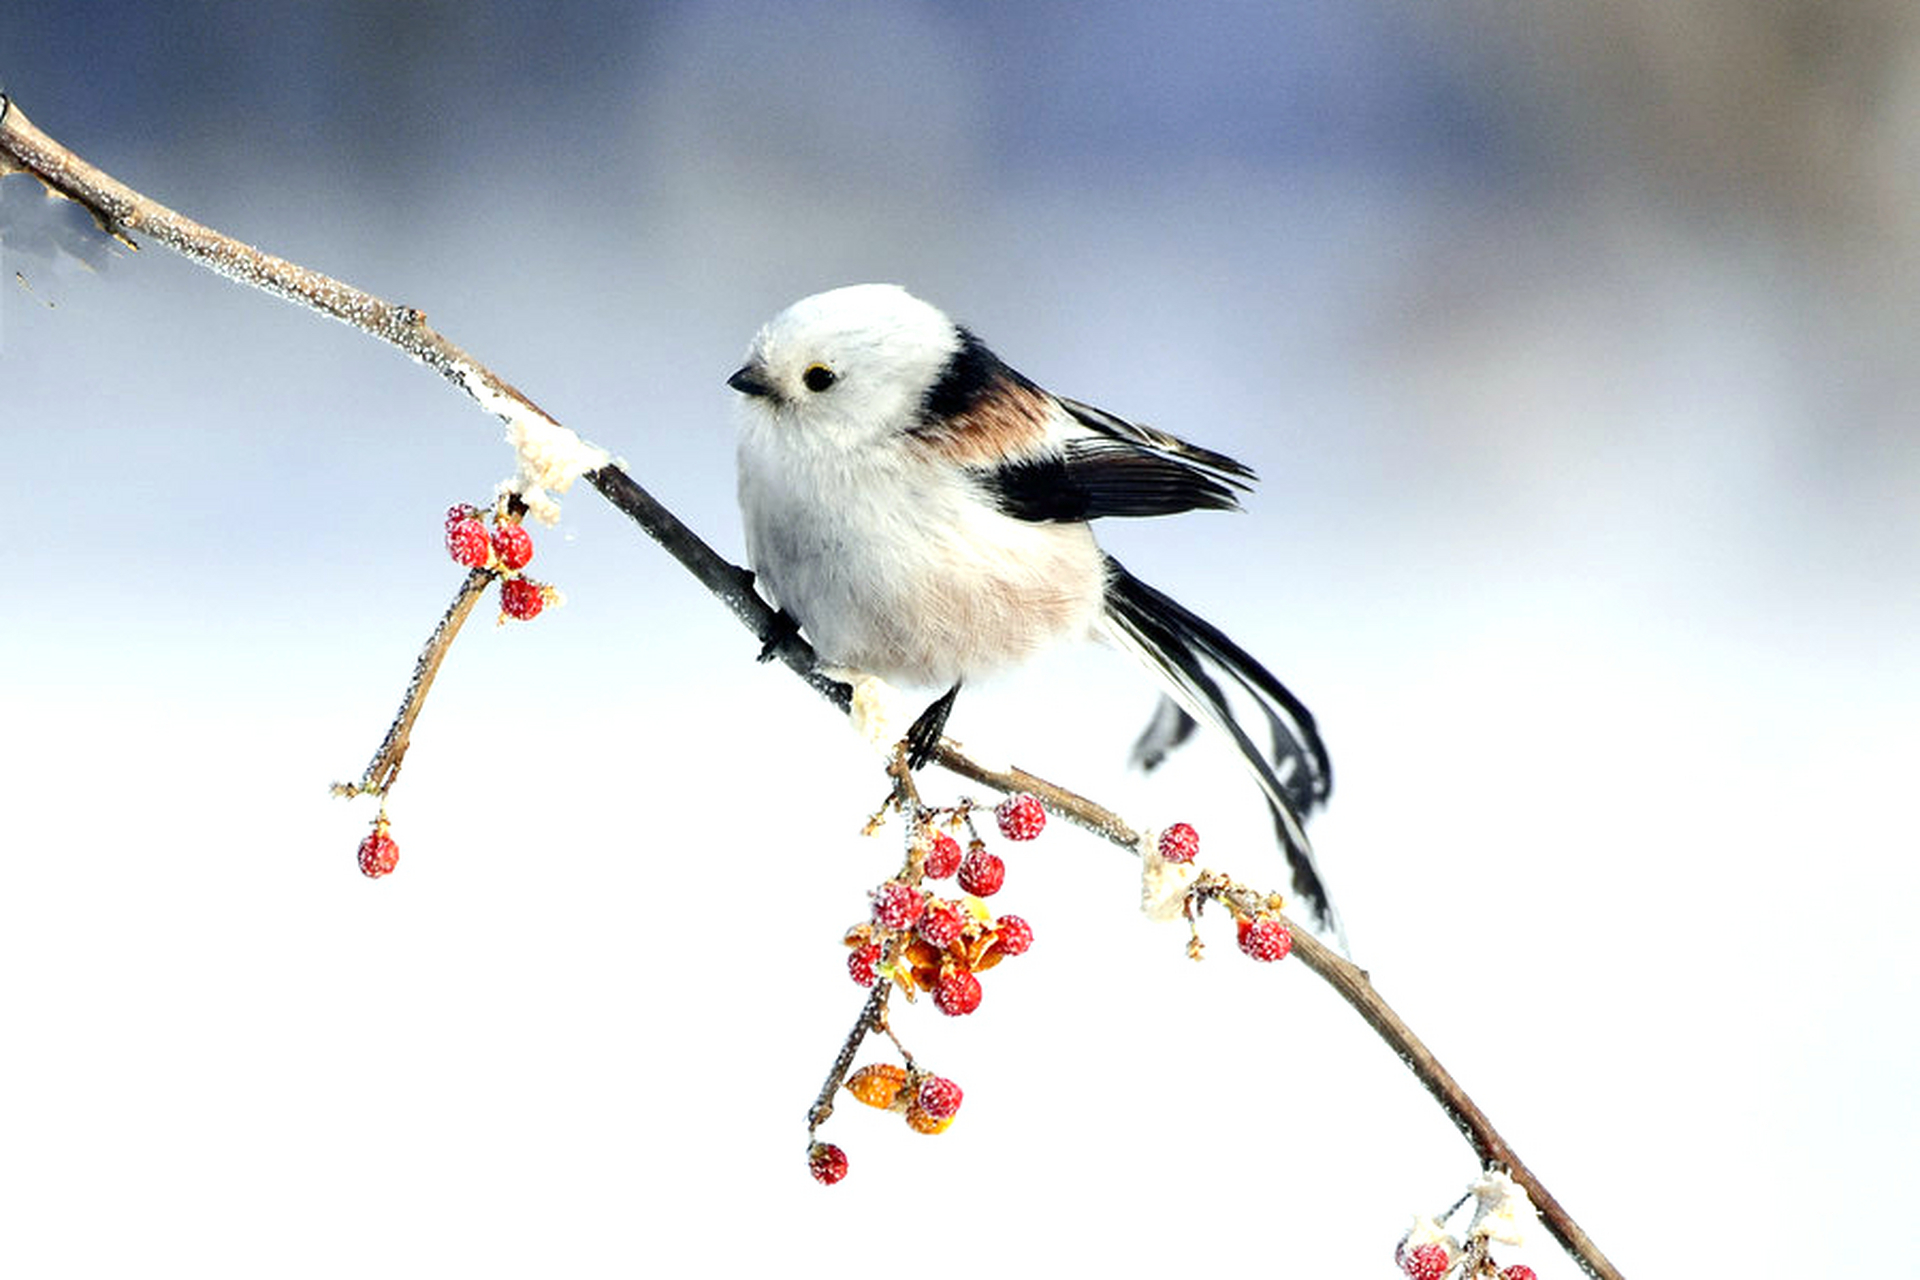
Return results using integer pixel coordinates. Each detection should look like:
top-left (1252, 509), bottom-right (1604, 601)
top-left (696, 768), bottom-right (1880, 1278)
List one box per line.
top-left (728, 283), bottom-right (1337, 929)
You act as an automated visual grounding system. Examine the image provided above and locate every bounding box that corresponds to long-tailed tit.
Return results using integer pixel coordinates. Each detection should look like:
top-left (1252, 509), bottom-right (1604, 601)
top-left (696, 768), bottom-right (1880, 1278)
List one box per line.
top-left (728, 284), bottom-right (1337, 929)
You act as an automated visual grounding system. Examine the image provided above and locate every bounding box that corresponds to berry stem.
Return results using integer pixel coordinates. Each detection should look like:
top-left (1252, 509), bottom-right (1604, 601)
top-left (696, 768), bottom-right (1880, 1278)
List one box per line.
top-left (330, 567), bottom-right (493, 800)
top-left (806, 977), bottom-right (891, 1134)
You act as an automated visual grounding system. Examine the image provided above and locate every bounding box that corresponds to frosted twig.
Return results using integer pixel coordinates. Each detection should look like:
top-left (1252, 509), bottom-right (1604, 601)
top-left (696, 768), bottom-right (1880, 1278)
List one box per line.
top-left (330, 567), bottom-right (493, 800)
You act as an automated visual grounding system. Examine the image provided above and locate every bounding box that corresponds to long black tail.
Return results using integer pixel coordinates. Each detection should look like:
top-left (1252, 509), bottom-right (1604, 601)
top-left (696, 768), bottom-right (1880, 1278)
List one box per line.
top-left (1100, 555), bottom-right (1340, 935)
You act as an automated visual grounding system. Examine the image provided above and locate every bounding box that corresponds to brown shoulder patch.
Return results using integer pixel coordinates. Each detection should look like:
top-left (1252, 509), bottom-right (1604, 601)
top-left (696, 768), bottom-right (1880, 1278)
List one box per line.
top-left (919, 375), bottom-right (1055, 465)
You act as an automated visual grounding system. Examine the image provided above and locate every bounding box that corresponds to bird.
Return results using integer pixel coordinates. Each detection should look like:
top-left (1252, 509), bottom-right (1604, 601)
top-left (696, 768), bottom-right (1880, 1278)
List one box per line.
top-left (727, 283), bottom-right (1338, 931)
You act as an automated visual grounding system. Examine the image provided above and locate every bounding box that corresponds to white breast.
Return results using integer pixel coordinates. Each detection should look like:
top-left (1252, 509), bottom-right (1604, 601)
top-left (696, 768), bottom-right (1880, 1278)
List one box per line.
top-left (738, 431), bottom-right (1106, 689)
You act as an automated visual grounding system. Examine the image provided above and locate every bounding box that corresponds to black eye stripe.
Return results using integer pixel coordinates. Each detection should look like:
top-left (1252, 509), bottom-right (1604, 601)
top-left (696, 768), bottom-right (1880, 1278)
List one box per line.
top-left (803, 364), bottom-right (838, 393)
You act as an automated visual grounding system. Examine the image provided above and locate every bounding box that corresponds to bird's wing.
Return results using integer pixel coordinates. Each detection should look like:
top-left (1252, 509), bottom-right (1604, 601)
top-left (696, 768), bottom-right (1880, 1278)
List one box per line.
top-left (977, 396), bottom-right (1254, 523)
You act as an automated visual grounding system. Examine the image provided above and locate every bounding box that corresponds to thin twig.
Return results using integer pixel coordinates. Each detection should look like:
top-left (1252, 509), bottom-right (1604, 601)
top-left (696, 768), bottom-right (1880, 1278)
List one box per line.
top-left (806, 979), bottom-right (891, 1133)
top-left (0, 95), bottom-right (1622, 1280)
top-left (330, 567), bottom-right (494, 798)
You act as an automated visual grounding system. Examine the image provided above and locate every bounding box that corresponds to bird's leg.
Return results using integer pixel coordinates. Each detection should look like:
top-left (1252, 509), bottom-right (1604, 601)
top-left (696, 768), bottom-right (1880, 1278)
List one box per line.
top-left (903, 681), bottom-right (961, 770)
top-left (756, 607), bottom-right (803, 663)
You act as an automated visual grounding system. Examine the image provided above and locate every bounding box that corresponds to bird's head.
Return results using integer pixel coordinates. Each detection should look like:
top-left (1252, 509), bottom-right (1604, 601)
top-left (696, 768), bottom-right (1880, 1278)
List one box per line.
top-left (728, 283), bottom-right (962, 452)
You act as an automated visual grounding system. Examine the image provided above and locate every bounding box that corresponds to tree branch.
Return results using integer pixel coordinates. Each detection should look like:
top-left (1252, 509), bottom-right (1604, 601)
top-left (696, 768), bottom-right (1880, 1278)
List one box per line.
top-left (0, 94), bottom-right (1622, 1280)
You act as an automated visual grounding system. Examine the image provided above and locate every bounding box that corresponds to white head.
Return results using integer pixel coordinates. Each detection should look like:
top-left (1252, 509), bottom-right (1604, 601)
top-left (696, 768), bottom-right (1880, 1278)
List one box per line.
top-left (728, 284), bottom-right (964, 451)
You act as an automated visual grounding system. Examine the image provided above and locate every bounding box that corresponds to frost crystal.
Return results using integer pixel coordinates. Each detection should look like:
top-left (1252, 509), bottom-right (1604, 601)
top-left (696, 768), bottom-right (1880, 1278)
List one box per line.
top-left (1466, 1168), bottom-right (1536, 1246)
top-left (1139, 834), bottom-right (1199, 921)
top-left (454, 360), bottom-right (610, 526)
top-left (843, 672), bottom-right (908, 754)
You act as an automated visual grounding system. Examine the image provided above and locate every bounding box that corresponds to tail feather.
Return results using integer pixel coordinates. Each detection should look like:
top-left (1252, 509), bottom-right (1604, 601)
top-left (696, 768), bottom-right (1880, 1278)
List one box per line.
top-left (1128, 696), bottom-right (1199, 772)
top-left (1101, 555), bottom-right (1342, 939)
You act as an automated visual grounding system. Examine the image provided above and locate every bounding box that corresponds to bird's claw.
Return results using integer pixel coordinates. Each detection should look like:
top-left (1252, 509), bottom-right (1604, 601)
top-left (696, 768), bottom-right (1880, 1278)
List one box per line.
top-left (757, 608), bottom-right (802, 663)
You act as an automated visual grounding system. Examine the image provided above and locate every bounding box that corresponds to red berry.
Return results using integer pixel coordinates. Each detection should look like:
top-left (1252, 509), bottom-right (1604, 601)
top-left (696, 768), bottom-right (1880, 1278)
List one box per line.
top-left (932, 967), bottom-right (983, 1016)
top-left (1398, 1241), bottom-right (1451, 1280)
top-left (847, 942), bottom-right (882, 987)
top-left (991, 914), bottom-right (1033, 956)
top-left (924, 832), bottom-right (963, 879)
top-left (500, 577), bottom-right (544, 620)
top-left (994, 793), bottom-right (1046, 841)
top-left (807, 1142), bottom-right (849, 1186)
top-left (444, 503), bottom-right (478, 530)
top-left (915, 1075), bottom-right (963, 1120)
top-left (1500, 1268), bottom-right (1536, 1280)
top-left (357, 828), bottom-right (399, 879)
top-left (870, 880), bottom-right (924, 931)
top-left (445, 516), bottom-right (490, 568)
top-left (1236, 916), bottom-right (1293, 963)
top-left (492, 520), bottom-right (534, 570)
top-left (916, 898), bottom-right (966, 948)
top-left (957, 848), bottom-right (1006, 897)
top-left (1157, 821), bottom-right (1199, 864)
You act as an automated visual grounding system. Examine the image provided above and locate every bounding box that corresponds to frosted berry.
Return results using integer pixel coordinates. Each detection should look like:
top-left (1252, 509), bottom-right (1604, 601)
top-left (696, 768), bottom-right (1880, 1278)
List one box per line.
top-left (870, 880), bottom-right (925, 931)
top-left (992, 914), bottom-right (1033, 957)
top-left (933, 967), bottom-right (983, 1017)
top-left (1157, 822), bottom-right (1199, 864)
top-left (492, 520), bottom-right (534, 570)
top-left (445, 516), bottom-right (491, 568)
top-left (847, 941), bottom-right (882, 987)
top-left (444, 503), bottom-right (478, 530)
top-left (357, 827), bottom-right (399, 879)
top-left (924, 832), bottom-right (963, 879)
top-left (1397, 1241), bottom-right (1451, 1280)
top-left (1236, 916), bottom-right (1293, 963)
top-left (807, 1142), bottom-right (849, 1186)
top-left (916, 1075), bottom-right (963, 1120)
top-left (1499, 1268), bottom-right (1536, 1280)
top-left (500, 577), bottom-right (544, 621)
top-left (957, 848), bottom-right (1006, 897)
top-left (994, 793), bottom-right (1046, 841)
top-left (916, 899), bottom-right (967, 949)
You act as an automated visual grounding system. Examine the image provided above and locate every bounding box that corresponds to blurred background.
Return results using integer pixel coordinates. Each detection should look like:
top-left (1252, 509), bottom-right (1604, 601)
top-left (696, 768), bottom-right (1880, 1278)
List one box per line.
top-left (4, 3), bottom-right (1916, 1275)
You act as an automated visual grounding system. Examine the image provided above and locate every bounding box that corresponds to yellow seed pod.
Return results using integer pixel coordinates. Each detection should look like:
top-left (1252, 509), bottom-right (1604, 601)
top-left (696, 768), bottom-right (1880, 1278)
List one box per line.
top-left (904, 1103), bottom-right (955, 1135)
top-left (845, 1063), bottom-right (909, 1111)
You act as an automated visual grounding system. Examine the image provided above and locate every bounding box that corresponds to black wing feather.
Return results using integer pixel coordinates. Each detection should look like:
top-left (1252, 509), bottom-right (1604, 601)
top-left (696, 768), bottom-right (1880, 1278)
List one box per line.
top-left (986, 438), bottom-right (1245, 522)
top-left (981, 397), bottom-right (1254, 523)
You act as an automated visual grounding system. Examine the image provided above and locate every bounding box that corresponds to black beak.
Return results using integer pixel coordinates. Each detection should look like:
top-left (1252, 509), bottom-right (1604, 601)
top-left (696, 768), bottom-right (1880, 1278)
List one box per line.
top-left (727, 364), bottom-right (776, 398)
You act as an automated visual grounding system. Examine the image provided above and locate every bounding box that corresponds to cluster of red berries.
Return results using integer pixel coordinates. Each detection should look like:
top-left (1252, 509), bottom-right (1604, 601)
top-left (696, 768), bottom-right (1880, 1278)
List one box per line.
top-left (846, 792), bottom-right (1045, 1019)
top-left (815, 793), bottom-right (1049, 1184)
top-left (444, 503), bottom-right (553, 622)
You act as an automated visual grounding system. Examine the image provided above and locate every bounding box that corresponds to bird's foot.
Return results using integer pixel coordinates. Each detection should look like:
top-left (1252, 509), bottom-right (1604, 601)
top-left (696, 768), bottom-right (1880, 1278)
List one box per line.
top-left (756, 607), bottom-right (802, 663)
top-left (902, 682), bottom-right (961, 770)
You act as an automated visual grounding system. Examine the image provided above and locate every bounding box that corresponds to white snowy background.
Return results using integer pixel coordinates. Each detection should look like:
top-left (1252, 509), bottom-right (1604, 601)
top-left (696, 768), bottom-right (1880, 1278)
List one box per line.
top-left (4, 3), bottom-right (1916, 1276)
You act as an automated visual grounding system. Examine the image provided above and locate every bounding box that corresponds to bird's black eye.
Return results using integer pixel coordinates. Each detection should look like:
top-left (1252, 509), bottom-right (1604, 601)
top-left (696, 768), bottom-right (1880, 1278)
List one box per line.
top-left (802, 363), bottom-right (838, 393)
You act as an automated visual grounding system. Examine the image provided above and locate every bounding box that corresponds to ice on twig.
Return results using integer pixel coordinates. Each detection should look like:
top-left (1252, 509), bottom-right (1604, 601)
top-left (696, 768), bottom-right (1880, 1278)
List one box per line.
top-left (1139, 832), bottom-right (1199, 921)
top-left (1467, 1168), bottom-right (1536, 1246)
top-left (452, 359), bottom-right (610, 525)
top-left (842, 671), bottom-right (909, 756)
